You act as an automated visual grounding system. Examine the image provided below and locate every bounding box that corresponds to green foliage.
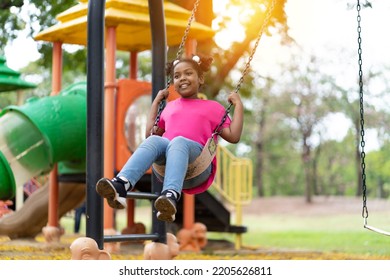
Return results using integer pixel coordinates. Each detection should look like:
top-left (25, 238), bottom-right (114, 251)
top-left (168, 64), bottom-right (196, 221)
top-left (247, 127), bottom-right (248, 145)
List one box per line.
top-left (0, 5), bottom-right (24, 50)
top-left (116, 50), bottom-right (152, 81)
top-left (365, 141), bottom-right (390, 198)
top-left (0, 1), bottom-right (77, 52)
top-left (262, 121), bottom-right (304, 196)
top-left (315, 131), bottom-right (357, 196)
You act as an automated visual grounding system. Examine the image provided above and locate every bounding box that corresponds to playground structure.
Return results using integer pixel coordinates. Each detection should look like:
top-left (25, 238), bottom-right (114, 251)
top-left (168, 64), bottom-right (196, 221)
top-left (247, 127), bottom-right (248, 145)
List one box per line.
top-left (0, 55), bottom-right (36, 96)
top-left (0, 0), bottom-right (253, 253)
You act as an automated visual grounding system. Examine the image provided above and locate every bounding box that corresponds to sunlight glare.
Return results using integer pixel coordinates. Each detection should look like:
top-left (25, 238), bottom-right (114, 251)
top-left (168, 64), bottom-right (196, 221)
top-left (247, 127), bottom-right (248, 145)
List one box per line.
top-left (212, 0), bottom-right (246, 49)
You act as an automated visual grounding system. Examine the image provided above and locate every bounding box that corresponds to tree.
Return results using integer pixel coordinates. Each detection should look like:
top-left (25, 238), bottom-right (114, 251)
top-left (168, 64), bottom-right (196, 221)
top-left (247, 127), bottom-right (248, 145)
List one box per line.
top-left (205, 0), bottom-right (290, 98)
top-left (274, 54), bottom-right (339, 202)
top-left (243, 73), bottom-right (302, 197)
top-left (0, 1), bottom-right (78, 54)
top-left (314, 132), bottom-right (356, 196)
top-left (0, 0), bottom-right (23, 9)
top-left (327, 63), bottom-right (390, 196)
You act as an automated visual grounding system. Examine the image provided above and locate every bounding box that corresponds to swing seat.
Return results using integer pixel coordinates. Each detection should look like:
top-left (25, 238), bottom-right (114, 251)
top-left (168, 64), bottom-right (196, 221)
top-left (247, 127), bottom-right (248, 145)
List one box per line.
top-left (364, 224), bottom-right (390, 236)
top-left (152, 136), bottom-right (218, 180)
top-left (364, 218), bottom-right (390, 236)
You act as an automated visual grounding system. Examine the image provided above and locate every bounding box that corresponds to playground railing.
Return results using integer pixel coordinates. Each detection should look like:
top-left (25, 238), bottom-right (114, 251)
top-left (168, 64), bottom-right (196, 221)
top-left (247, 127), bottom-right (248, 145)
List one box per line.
top-left (211, 143), bottom-right (253, 249)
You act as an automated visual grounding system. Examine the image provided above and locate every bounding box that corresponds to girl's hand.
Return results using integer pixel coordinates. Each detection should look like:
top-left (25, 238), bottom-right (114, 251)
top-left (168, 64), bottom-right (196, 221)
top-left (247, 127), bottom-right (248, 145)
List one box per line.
top-left (227, 92), bottom-right (242, 106)
top-left (156, 89), bottom-right (169, 103)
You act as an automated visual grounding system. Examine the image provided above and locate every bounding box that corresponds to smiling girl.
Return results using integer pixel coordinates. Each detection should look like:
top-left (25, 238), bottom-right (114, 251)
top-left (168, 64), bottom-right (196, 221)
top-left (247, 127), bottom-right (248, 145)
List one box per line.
top-left (96, 54), bottom-right (243, 223)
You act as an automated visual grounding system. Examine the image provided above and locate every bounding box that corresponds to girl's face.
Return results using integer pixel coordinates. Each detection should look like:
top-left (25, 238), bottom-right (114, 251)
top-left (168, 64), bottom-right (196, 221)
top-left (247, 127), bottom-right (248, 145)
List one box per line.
top-left (173, 61), bottom-right (204, 99)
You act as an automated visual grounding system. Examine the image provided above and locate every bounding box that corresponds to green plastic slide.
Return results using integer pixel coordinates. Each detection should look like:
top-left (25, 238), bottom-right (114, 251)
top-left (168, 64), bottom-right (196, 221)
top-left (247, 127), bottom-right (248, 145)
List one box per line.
top-left (0, 82), bottom-right (86, 199)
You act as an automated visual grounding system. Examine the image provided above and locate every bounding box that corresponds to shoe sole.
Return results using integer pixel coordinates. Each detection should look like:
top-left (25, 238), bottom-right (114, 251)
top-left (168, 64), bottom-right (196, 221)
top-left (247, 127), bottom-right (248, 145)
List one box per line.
top-left (154, 196), bottom-right (176, 222)
top-left (96, 178), bottom-right (126, 209)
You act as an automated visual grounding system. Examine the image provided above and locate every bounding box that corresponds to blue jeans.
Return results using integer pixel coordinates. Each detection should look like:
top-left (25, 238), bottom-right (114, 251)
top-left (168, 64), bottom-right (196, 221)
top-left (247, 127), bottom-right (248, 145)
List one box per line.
top-left (117, 135), bottom-right (212, 195)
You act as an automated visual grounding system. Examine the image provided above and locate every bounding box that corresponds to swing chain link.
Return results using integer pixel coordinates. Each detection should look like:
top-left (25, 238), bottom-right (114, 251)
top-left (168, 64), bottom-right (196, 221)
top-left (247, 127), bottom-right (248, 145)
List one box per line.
top-left (213, 103), bottom-right (233, 135)
top-left (234, 0), bottom-right (276, 94)
top-left (153, 0), bottom-right (200, 132)
top-left (175, 0), bottom-right (200, 61)
top-left (356, 0), bottom-right (369, 220)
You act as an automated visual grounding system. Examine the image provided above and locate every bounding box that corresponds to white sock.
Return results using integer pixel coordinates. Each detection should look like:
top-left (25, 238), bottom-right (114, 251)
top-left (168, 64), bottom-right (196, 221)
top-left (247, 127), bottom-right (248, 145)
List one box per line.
top-left (118, 176), bottom-right (131, 191)
top-left (165, 190), bottom-right (179, 200)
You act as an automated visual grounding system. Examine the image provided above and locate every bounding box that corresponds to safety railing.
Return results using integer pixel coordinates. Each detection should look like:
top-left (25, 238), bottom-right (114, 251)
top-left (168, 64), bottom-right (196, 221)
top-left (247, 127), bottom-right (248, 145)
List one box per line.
top-left (211, 144), bottom-right (253, 249)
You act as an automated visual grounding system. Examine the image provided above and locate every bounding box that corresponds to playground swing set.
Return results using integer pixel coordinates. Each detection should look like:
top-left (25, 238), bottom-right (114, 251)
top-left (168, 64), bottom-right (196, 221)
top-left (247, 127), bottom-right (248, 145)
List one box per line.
top-left (76, 0), bottom-right (272, 254)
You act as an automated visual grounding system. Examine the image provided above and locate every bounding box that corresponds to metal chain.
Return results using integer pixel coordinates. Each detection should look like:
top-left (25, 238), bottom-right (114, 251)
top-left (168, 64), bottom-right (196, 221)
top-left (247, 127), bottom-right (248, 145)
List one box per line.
top-left (214, 0), bottom-right (276, 135)
top-left (175, 0), bottom-right (200, 60)
top-left (356, 0), bottom-right (369, 220)
top-left (234, 0), bottom-right (276, 94)
top-left (152, 0), bottom-right (200, 132)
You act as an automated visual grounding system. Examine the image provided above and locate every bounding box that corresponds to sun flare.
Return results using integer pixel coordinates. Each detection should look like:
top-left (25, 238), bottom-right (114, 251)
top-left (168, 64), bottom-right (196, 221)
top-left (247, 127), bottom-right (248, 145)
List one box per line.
top-left (212, 2), bottom-right (246, 49)
top-left (212, 0), bottom-right (270, 50)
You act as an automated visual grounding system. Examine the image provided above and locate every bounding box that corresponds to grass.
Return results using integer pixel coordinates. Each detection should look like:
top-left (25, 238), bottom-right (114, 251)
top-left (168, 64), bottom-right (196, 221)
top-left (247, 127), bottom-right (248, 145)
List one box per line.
top-left (59, 206), bottom-right (390, 259)
top-left (208, 214), bottom-right (390, 258)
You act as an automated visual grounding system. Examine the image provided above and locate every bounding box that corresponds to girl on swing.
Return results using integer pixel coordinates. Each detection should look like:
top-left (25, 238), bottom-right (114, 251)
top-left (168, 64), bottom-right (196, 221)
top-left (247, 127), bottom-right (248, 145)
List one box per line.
top-left (96, 54), bottom-right (244, 222)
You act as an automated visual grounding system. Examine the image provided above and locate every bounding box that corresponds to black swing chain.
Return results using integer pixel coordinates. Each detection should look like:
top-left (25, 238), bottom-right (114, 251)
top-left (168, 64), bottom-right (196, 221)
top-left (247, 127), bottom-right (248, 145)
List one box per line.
top-left (356, 0), bottom-right (369, 220)
top-left (213, 0), bottom-right (276, 135)
top-left (152, 0), bottom-right (200, 131)
top-left (174, 0), bottom-right (200, 66)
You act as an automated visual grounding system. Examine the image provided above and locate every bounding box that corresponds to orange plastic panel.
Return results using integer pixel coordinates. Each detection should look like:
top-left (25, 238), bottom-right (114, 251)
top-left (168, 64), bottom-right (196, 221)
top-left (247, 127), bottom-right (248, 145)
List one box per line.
top-left (115, 79), bottom-right (152, 172)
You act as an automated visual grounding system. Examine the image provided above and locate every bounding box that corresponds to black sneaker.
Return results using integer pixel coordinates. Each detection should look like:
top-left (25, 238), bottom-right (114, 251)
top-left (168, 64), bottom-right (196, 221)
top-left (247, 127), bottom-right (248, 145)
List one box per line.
top-left (154, 191), bottom-right (178, 222)
top-left (96, 177), bottom-right (130, 209)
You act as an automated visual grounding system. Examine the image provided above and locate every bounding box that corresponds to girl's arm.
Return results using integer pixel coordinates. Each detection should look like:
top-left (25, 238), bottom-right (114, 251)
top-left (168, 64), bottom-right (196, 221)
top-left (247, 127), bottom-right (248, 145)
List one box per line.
top-left (219, 92), bottom-right (244, 143)
top-left (145, 89), bottom-right (169, 138)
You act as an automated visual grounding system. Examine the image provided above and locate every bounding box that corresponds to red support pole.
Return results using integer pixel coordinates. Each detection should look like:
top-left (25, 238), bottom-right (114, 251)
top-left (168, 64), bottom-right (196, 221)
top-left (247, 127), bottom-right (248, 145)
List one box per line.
top-left (48, 41), bottom-right (63, 228)
top-left (103, 26), bottom-right (117, 229)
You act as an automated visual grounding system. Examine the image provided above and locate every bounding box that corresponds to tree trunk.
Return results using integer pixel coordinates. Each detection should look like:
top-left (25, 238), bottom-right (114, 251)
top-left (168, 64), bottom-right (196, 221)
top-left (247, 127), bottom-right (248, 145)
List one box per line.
top-left (312, 142), bottom-right (321, 195)
top-left (255, 141), bottom-right (264, 197)
top-left (377, 178), bottom-right (385, 198)
top-left (302, 137), bottom-right (312, 203)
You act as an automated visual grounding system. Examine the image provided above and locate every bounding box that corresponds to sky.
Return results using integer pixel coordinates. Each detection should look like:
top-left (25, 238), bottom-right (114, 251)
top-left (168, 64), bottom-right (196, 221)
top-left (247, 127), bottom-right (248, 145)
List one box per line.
top-left (3, 0), bottom-right (390, 150)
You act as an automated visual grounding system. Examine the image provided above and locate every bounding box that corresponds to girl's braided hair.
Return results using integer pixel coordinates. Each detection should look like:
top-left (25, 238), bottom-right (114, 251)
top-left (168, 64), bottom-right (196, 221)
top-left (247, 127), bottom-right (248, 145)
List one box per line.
top-left (165, 54), bottom-right (213, 79)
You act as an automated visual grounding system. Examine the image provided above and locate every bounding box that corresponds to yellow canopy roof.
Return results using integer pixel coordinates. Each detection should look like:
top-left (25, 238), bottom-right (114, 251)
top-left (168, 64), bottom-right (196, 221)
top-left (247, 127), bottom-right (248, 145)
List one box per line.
top-left (34, 0), bottom-right (214, 52)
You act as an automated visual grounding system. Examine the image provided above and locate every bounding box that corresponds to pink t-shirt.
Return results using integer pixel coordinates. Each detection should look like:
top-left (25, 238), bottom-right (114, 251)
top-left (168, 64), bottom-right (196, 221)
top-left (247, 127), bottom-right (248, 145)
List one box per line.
top-left (158, 97), bottom-right (231, 194)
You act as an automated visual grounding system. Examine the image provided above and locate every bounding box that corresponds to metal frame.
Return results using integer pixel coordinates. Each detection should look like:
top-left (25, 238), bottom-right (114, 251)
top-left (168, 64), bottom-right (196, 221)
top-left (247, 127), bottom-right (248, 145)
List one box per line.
top-left (86, 0), bottom-right (168, 248)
